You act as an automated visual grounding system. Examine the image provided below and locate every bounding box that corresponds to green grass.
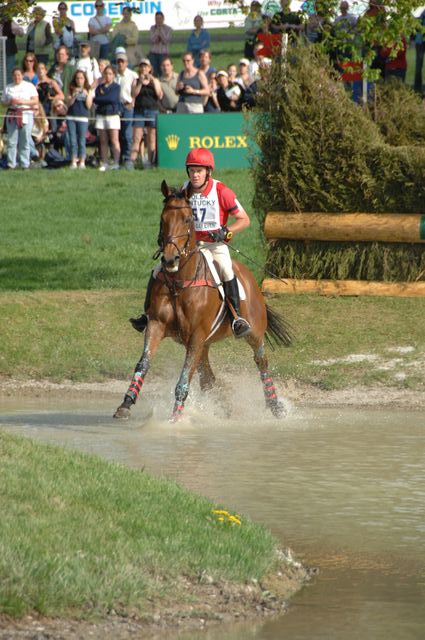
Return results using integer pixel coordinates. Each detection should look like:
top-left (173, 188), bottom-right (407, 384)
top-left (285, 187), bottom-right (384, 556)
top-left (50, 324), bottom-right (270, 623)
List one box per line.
top-left (1, 168), bottom-right (425, 391)
top-left (0, 168), bottom-right (264, 290)
top-left (0, 431), bottom-right (277, 618)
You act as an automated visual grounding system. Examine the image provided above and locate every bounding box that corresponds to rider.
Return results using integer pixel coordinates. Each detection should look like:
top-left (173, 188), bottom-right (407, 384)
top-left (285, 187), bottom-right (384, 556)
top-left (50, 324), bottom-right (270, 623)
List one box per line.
top-left (130, 147), bottom-right (252, 338)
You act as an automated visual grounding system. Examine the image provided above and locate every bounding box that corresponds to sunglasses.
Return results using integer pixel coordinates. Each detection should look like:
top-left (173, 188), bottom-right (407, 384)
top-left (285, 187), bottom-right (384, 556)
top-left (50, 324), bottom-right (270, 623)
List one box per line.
top-left (95, 3), bottom-right (104, 7)
top-left (26, 58), bottom-right (35, 62)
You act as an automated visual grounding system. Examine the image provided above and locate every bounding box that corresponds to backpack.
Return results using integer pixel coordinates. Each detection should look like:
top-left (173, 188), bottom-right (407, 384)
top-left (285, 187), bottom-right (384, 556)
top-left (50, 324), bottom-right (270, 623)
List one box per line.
top-left (44, 149), bottom-right (70, 169)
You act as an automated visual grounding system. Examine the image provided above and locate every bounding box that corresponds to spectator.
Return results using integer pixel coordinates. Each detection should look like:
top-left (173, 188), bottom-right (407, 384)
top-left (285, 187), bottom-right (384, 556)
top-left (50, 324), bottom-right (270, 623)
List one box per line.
top-left (115, 51), bottom-right (138, 168)
top-left (66, 69), bottom-right (93, 169)
top-left (236, 58), bottom-right (252, 89)
top-left (360, 0), bottom-right (387, 79)
top-left (96, 59), bottom-right (110, 86)
top-left (333, 0), bottom-right (357, 30)
top-left (244, 1), bottom-right (263, 60)
top-left (227, 63), bottom-right (238, 84)
top-left (149, 11), bottom-right (172, 77)
top-left (53, 2), bottom-right (77, 55)
top-left (131, 59), bottom-right (163, 167)
top-left (88, 1), bottom-right (111, 60)
top-left (216, 70), bottom-right (245, 112)
top-left (48, 45), bottom-right (75, 95)
top-left (383, 37), bottom-right (407, 83)
top-left (176, 52), bottom-right (209, 114)
top-left (414, 9), bottom-right (425, 93)
top-left (31, 102), bottom-right (49, 161)
top-left (111, 7), bottom-right (141, 68)
top-left (272, 0), bottom-right (304, 39)
top-left (159, 57), bottom-right (179, 112)
top-left (94, 65), bottom-right (121, 171)
top-left (75, 42), bottom-right (101, 89)
top-left (255, 14), bottom-right (282, 58)
top-left (187, 15), bottom-right (210, 67)
top-left (37, 62), bottom-right (64, 115)
top-left (249, 42), bottom-right (272, 82)
top-left (204, 71), bottom-right (220, 113)
top-left (22, 53), bottom-right (39, 86)
top-left (26, 6), bottom-right (53, 66)
top-left (2, 67), bottom-right (39, 170)
top-left (0, 16), bottom-right (25, 83)
top-left (50, 97), bottom-right (71, 158)
top-left (199, 50), bottom-right (217, 78)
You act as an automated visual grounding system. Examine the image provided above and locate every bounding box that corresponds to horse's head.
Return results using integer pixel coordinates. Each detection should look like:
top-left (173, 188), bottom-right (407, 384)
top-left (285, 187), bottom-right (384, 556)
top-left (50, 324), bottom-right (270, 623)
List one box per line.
top-left (159, 180), bottom-right (196, 273)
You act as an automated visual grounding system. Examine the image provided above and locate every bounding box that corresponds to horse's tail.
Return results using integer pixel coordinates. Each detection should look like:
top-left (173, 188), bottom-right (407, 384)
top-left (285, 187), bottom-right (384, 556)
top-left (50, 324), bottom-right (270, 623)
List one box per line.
top-left (265, 304), bottom-right (294, 349)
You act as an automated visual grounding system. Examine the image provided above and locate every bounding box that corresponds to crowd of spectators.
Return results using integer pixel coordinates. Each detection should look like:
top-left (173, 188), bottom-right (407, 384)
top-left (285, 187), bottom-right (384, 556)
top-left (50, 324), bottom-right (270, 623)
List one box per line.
top-left (1, 0), bottom-right (425, 170)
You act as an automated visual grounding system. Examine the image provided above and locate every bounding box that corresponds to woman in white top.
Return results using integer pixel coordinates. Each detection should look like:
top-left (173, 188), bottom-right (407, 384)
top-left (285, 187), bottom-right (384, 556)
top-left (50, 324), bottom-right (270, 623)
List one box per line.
top-left (2, 68), bottom-right (39, 169)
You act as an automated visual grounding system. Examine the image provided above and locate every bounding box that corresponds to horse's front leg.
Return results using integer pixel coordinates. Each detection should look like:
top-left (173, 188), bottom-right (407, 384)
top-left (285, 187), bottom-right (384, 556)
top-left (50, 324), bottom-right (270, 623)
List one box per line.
top-left (172, 340), bottom-right (205, 422)
top-left (247, 337), bottom-right (286, 419)
top-left (113, 323), bottom-right (164, 420)
top-left (197, 345), bottom-right (216, 392)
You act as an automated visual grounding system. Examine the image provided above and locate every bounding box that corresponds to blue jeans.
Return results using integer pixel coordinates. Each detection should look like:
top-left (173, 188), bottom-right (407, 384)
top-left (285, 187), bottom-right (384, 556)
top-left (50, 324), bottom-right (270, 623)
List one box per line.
top-left (67, 119), bottom-right (88, 159)
top-left (6, 54), bottom-right (16, 84)
top-left (6, 113), bottom-right (34, 168)
top-left (149, 52), bottom-right (167, 78)
top-left (99, 43), bottom-right (109, 60)
top-left (119, 106), bottom-right (133, 162)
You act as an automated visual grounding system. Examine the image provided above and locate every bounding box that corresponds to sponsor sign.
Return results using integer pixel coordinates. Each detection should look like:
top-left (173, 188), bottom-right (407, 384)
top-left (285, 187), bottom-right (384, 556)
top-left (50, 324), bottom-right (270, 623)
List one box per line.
top-left (157, 112), bottom-right (252, 168)
top-left (36, 0), bottom-right (248, 32)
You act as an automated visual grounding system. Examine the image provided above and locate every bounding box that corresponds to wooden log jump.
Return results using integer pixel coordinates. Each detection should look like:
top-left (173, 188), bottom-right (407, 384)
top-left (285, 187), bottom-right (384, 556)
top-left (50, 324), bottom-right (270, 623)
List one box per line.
top-left (264, 212), bottom-right (425, 243)
top-left (262, 278), bottom-right (425, 297)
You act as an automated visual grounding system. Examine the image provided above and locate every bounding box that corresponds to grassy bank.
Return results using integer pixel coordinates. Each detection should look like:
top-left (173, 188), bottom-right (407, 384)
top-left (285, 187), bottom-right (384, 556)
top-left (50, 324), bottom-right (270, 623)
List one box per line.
top-left (0, 430), bottom-right (293, 620)
top-left (1, 290), bottom-right (425, 391)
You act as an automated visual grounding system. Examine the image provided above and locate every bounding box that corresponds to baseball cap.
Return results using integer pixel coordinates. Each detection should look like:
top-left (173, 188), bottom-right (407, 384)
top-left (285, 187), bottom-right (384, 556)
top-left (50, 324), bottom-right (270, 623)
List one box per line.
top-left (216, 70), bottom-right (228, 78)
top-left (116, 53), bottom-right (128, 61)
top-left (239, 58), bottom-right (250, 65)
top-left (139, 58), bottom-right (152, 66)
top-left (115, 46), bottom-right (126, 56)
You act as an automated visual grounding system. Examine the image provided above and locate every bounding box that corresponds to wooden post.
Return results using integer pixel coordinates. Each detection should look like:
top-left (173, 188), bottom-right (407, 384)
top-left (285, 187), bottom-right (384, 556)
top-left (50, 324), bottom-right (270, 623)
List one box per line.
top-left (264, 212), bottom-right (425, 243)
top-left (262, 278), bottom-right (425, 297)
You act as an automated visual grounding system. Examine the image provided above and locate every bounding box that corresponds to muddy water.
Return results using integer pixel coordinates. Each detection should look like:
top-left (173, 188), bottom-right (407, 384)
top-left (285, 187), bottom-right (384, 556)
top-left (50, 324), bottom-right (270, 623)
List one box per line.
top-left (1, 387), bottom-right (424, 640)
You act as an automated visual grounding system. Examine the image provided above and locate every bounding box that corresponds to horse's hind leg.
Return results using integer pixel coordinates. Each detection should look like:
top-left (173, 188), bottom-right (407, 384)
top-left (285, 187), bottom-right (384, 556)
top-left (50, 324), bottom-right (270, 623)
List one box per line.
top-left (247, 336), bottom-right (286, 418)
top-left (197, 345), bottom-right (216, 392)
top-left (113, 324), bottom-right (164, 420)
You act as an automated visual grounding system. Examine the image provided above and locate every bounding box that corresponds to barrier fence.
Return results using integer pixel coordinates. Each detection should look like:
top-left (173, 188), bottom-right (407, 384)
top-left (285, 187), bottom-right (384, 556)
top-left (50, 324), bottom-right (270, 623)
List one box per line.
top-left (263, 211), bottom-right (425, 298)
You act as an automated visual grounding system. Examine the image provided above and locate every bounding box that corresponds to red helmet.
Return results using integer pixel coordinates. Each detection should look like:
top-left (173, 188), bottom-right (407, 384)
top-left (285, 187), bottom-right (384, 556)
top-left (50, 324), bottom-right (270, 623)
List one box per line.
top-left (185, 148), bottom-right (215, 171)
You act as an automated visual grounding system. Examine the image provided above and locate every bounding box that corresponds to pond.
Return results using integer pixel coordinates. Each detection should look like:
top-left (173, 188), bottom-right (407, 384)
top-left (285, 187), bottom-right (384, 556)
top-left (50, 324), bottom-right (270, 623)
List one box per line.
top-left (1, 389), bottom-right (424, 640)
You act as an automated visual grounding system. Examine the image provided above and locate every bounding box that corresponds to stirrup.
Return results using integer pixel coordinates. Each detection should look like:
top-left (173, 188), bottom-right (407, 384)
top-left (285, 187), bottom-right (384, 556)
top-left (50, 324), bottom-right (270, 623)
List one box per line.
top-left (129, 314), bottom-right (148, 333)
top-left (232, 317), bottom-right (251, 338)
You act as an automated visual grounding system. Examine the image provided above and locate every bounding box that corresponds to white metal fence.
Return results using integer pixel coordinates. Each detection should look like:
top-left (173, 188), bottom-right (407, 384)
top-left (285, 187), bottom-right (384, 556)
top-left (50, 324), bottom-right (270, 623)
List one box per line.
top-left (0, 36), bottom-right (6, 97)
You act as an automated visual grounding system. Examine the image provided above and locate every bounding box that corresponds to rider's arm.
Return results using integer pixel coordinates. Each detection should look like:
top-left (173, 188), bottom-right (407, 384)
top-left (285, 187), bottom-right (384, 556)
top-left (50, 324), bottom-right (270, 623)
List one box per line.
top-left (228, 206), bottom-right (250, 235)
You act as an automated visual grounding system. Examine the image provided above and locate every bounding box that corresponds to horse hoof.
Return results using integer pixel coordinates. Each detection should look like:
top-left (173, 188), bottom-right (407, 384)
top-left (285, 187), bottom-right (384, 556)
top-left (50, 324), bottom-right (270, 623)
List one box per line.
top-left (113, 405), bottom-right (131, 420)
top-left (270, 400), bottom-right (287, 419)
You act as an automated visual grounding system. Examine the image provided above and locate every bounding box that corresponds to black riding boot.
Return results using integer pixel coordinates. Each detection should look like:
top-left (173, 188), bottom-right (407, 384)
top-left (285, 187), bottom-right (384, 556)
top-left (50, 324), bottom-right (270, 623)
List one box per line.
top-left (129, 272), bottom-right (155, 333)
top-left (223, 277), bottom-right (251, 338)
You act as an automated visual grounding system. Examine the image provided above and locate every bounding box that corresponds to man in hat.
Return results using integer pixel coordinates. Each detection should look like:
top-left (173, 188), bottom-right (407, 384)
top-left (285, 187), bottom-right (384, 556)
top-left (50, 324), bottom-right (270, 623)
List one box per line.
top-left (115, 50), bottom-right (137, 168)
top-left (75, 41), bottom-right (101, 88)
top-left (26, 6), bottom-right (53, 65)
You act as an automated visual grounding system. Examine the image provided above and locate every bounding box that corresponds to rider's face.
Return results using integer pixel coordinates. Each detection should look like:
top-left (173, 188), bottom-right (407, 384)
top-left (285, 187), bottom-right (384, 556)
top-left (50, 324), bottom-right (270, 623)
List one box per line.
top-left (188, 166), bottom-right (208, 189)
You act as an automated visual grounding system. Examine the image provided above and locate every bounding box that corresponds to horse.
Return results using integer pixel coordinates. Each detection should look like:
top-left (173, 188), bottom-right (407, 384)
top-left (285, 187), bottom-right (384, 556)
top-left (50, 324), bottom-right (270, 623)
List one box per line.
top-left (113, 180), bottom-right (292, 422)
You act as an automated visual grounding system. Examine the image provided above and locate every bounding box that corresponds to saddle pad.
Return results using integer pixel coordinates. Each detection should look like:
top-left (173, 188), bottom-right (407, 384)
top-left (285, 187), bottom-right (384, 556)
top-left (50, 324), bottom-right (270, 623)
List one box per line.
top-left (200, 248), bottom-right (246, 300)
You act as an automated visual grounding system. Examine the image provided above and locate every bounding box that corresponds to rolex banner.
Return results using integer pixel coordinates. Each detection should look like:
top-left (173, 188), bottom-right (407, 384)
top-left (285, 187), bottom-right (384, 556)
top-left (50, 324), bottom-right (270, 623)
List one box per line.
top-left (157, 113), bottom-right (252, 169)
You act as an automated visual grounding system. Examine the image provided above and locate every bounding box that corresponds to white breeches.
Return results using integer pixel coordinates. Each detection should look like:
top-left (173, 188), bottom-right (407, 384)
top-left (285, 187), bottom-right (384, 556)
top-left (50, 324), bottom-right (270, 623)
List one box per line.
top-left (198, 241), bottom-right (234, 283)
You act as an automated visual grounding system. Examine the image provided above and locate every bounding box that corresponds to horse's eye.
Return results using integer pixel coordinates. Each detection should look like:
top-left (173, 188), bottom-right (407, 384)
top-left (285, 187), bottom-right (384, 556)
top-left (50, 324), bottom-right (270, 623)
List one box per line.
top-left (185, 217), bottom-right (192, 223)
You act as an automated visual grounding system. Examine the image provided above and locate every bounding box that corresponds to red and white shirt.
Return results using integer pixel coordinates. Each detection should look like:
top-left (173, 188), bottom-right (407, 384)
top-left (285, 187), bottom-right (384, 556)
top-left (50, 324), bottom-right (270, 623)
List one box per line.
top-left (186, 178), bottom-right (241, 242)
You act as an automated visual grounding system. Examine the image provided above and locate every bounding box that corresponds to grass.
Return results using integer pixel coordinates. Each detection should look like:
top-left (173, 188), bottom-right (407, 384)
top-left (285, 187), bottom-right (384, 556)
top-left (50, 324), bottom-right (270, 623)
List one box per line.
top-left (0, 431), bottom-right (277, 618)
top-left (1, 168), bottom-right (425, 391)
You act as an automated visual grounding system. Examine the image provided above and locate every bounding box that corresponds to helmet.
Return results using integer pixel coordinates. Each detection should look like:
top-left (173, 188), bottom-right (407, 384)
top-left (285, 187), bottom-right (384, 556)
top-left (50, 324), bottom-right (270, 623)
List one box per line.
top-left (185, 148), bottom-right (215, 171)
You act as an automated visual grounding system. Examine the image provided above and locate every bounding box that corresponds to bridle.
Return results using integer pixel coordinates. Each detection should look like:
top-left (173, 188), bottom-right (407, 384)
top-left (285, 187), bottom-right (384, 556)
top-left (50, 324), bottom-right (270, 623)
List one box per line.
top-left (156, 199), bottom-right (197, 264)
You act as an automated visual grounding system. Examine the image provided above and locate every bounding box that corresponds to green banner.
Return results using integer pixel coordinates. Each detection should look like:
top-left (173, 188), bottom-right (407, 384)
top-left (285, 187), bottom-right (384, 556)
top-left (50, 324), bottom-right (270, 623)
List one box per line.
top-left (157, 113), bottom-right (252, 169)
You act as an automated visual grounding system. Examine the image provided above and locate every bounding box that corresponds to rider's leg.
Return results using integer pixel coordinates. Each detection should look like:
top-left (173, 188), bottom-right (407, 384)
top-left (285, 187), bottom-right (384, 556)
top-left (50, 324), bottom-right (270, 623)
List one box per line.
top-left (223, 277), bottom-right (251, 338)
top-left (129, 271), bottom-right (155, 333)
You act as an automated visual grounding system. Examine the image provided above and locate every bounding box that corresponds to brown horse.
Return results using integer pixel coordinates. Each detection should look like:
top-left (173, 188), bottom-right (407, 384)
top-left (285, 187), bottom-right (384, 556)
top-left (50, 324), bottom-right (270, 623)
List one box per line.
top-left (114, 181), bottom-right (292, 422)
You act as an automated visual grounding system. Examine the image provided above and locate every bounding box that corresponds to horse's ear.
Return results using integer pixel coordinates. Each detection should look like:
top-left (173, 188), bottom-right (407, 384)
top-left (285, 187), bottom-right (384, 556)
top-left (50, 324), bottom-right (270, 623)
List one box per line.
top-left (182, 184), bottom-right (191, 201)
top-left (161, 180), bottom-right (171, 199)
